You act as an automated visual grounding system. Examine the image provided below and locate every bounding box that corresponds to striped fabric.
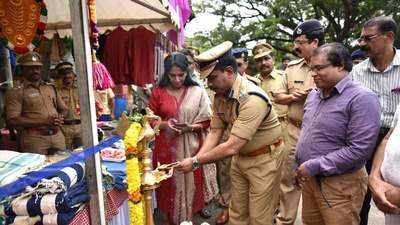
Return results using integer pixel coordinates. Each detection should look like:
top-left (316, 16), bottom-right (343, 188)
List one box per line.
top-left (351, 49), bottom-right (400, 128)
top-left (1, 182), bottom-right (89, 217)
top-left (24, 163), bottom-right (86, 197)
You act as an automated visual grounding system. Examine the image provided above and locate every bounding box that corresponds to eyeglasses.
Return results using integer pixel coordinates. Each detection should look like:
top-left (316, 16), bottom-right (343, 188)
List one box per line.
top-left (310, 64), bottom-right (331, 72)
top-left (357, 33), bottom-right (382, 43)
top-left (294, 39), bottom-right (311, 45)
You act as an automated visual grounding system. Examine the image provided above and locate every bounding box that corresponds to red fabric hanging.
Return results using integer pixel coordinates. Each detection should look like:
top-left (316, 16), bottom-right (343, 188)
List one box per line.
top-left (103, 26), bottom-right (130, 84)
top-left (126, 26), bottom-right (156, 86)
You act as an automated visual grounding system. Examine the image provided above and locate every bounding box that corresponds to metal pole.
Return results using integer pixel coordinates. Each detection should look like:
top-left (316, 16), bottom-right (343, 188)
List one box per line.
top-left (68, 0), bottom-right (106, 224)
top-left (4, 48), bottom-right (13, 87)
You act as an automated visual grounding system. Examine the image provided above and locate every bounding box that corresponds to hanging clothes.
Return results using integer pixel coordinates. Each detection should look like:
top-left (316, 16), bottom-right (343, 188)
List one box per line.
top-left (103, 26), bottom-right (130, 84)
top-left (126, 26), bottom-right (156, 87)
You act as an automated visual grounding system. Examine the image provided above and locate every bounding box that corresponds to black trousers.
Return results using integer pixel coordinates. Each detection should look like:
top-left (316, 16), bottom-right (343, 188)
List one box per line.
top-left (359, 127), bottom-right (390, 225)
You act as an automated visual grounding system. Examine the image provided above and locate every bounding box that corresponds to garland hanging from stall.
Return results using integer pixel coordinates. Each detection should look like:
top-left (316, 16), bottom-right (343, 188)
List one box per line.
top-left (123, 113), bottom-right (145, 225)
top-left (88, 0), bottom-right (114, 90)
top-left (0, 0), bottom-right (47, 54)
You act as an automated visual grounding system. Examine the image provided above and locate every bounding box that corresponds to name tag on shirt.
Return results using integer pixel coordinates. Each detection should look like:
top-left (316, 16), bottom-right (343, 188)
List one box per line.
top-left (29, 93), bottom-right (40, 98)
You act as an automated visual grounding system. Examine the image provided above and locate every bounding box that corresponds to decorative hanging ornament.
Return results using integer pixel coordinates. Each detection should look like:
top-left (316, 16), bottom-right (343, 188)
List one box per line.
top-left (0, 0), bottom-right (47, 54)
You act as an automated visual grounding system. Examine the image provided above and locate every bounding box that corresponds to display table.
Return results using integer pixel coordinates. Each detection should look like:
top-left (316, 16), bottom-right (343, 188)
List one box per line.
top-left (69, 189), bottom-right (128, 225)
top-left (69, 159), bottom-right (129, 225)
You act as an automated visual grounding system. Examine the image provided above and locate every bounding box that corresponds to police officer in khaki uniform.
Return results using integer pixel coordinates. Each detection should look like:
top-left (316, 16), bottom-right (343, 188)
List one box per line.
top-left (253, 43), bottom-right (288, 124)
top-left (5, 52), bottom-right (68, 155)
top-left (55, 62), bottom-right (82, 150)
top-left (232, 48), bottom-right (261, 86)
top-left (178, 41), bottom-right (285, 225)
top-left (273, 20), bottom-right (325, 225)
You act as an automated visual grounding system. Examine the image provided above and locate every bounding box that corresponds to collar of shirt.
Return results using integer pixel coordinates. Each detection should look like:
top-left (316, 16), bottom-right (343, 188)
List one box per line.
top-left (259, 69), bottom-right (279, 81)
top-left (366, 48), bottom-right (400, 73)
top-left (23, 80), bottom-right (45, 89)
top-left (318, 75), bottom-right (351, 99)
top-left (228, 74), bottom-right (246, 100)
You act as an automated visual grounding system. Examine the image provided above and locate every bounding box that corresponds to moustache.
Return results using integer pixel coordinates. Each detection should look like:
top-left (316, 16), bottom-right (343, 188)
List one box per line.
top-left (294, 48), bottom-right (302, 55)
top-left (359, 45), bottom-right (370, 52)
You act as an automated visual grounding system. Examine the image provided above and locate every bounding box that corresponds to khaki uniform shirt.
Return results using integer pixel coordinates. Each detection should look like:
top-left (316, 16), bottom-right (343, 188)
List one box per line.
top-left (276, 58), bottom-right (315, 122)
top-left (258, 69), bottom-right (288, 118)
top-left (57, 85), bottom-right (80, 121)
top-left (211, 75), bottom-right (282, 155)
top-left (243, 74), bottom-right (261, 86)
top-left (5, 80), bottom-right (66, 124)
top-left (95, 88), bottom-right (115, 115)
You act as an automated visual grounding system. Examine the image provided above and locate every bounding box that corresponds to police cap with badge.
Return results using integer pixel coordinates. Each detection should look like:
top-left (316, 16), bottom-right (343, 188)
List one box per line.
top-left (17, 52), bottom-right (43, 66)
top-left (252, 43), bottom-right (274, 60)
top-left (293, 19), bottom-right (324, 39)
top-left (232, 48), bottom-right (248, 59)
top-left (55, 61), bottom-right (74, 76)
top-left (194, 41), bottom-right (234, 79)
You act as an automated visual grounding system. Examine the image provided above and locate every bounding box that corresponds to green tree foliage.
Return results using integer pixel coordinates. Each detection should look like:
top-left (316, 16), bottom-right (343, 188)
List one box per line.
top-left (188, 0), bottom-right (400, 55)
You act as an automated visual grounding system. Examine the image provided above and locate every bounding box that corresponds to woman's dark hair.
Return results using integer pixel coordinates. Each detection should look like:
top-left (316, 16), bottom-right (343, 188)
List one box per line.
top-left (313, 42), bottom-right (353, 72)
top-left (158, 52), bottom-right (199, 87)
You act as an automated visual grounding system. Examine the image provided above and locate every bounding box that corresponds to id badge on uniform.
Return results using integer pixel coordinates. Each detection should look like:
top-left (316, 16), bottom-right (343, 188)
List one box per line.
top-left (29, 92), bottom-right (40, 98)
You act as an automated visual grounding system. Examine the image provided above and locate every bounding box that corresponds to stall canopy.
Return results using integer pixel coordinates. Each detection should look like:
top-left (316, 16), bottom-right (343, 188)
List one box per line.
top-left (44, 0), bottom-right (174, 36)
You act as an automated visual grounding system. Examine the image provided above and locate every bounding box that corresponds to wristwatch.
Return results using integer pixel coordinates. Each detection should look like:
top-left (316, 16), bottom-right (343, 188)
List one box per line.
top-left (192, 156), bottom-right (200, 170)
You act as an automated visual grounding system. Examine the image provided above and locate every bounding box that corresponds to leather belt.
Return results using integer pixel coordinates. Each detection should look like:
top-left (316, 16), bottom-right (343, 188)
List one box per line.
top-left (27, 127), bottom-right (60, 136)
top-left (64, 120), bottom-right (81, 125)
top-left (288, 118), bottom-right (302, 128)
top-left (241, 138), bottom-right (284, 157)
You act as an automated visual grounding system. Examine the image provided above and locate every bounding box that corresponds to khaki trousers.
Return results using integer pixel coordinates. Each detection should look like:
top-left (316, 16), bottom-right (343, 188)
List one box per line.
top-left (217, 156), bottom-right (233, 205)
top-left (302, 169), bottom-right (368, 225)
top-left (276, 122), bottom-right (302, 225)
top-left (61, 124), bottom-right (82, 150)
top-left (229, 144), bottom-right (284, 225)
top-left (21, 131), bottom-right (66, 155)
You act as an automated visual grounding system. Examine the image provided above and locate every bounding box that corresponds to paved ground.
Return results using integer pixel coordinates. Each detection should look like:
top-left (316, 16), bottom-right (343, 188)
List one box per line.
top-left (155, 197), bottom-right (385, 225)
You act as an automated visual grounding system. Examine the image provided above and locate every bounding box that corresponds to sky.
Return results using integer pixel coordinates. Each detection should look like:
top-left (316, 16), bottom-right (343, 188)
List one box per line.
top-left (184, 0), bottom-right (220, 38)
top-left (185, 12), bottom-right (220, 37)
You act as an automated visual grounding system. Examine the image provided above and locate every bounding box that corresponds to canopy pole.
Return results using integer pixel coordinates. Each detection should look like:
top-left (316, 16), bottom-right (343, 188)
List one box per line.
top-left (4, 48), bottom-right (13, 87)
top-left (131, 0), bottom-right (170, 17)
top-left (68, 1), bottom-right (106, 225)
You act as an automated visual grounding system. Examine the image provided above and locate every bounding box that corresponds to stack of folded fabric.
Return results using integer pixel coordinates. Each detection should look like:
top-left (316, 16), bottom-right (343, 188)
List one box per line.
top-left (0, 163), bottom-right (89, 225)
top-left (0, 151), bottom-right (46, 186)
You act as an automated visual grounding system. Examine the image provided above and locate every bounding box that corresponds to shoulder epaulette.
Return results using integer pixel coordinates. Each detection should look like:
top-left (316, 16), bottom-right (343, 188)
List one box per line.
top-left (287, 58), bottom-right (304, 67)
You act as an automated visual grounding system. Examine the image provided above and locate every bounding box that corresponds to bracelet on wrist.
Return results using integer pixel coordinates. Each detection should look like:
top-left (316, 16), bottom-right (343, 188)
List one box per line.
top-left (192, 156), bottom-right (200, 170)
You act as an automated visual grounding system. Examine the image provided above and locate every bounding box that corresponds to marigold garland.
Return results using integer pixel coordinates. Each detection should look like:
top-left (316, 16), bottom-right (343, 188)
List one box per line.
top-left (124, 122), bottom-right (145, 225)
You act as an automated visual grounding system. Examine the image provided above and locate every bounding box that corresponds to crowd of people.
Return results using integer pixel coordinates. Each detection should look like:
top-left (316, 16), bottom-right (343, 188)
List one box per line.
top-left (153, 15), bottom-right (400, 225)
top-left (2, 14), bottom-right (400, 225)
